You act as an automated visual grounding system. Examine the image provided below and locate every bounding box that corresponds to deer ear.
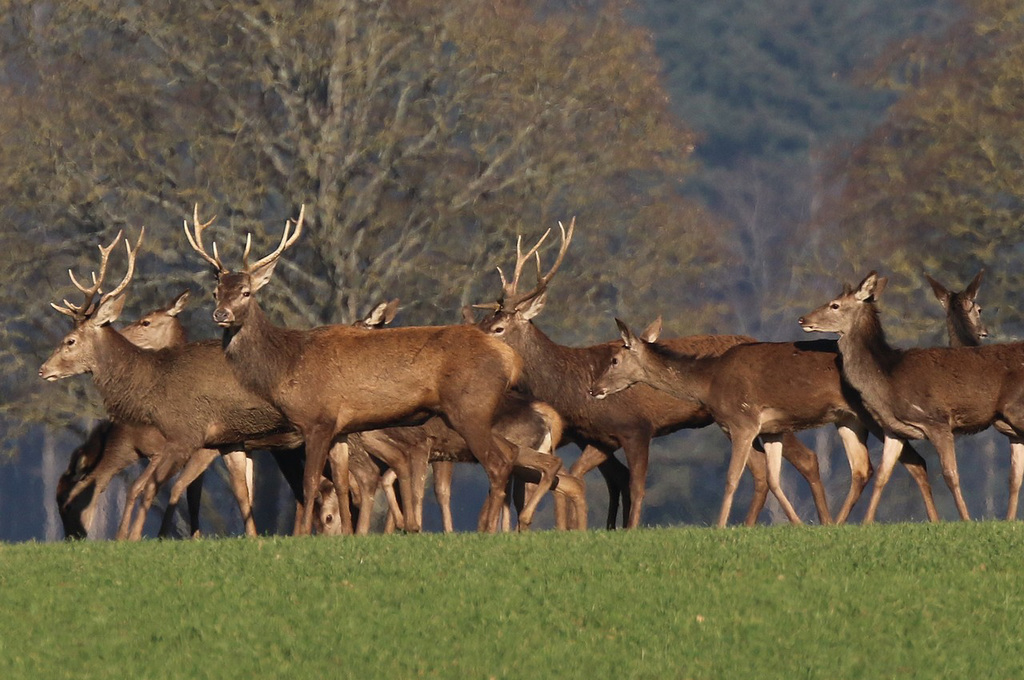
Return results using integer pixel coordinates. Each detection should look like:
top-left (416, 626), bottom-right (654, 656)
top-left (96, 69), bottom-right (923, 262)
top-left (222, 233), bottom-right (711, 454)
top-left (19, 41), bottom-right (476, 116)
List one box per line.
top-left (965, 269), bottom-right (984, 300)
top-left (855, 271), bottom-right (883, 302)
top-left (517, 292), bottom-right (546, 320)
top-left (640, 316), bottom-right (662, 343)
top-left (615, 318), bottom-right (639, 349)
top-left (249, 259), bottom-right (278, 292)
top-left (363, 299), bottom-right (399, 328)
top-left (93, 295), bottom-right (127, 326)
top-left (167, 290), bottom-right (191, 317)
top-left (924, 274), bottom-right (950, 309)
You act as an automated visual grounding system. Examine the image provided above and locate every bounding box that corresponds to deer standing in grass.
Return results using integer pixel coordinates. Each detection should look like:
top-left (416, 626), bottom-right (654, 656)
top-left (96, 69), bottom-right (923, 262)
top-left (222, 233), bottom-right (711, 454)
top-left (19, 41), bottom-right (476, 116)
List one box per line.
top-left (589, 318), bottom-right (941, 526)
top-left (926, 270), bottom-right (988, 348)
top-left (40, 231), bottom-right (300, 540)
top-left (57, 291), bottom-right (205, 538)
top-left (187, 206), bottom-right (528, 534)
top-left (475, 220), bottom-right (840, 528)
top-left (326, 394), bottom-right (587, 534)
top-left (800, 271), bottom-right (1024, 521)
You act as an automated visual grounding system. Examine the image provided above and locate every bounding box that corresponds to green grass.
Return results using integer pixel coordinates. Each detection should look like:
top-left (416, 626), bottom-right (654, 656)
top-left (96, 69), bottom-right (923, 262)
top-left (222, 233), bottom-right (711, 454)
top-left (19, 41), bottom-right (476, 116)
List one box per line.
top-left (1, 523), bottom-right (1022, 679)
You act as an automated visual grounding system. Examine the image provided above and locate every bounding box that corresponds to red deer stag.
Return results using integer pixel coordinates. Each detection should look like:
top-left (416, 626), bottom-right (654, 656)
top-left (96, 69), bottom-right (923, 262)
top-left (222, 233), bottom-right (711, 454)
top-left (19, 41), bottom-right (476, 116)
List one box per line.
top-left (590, 318), bottom-right (940, 526)
top-left (186, 205), bottom-right (527, 534)
top-left (475, 220), bottom-right (839, 528)
top-left (40, 230), bottom-right (299, 540)
top-left (800, 271), bottom-right (1024, 521)
top-left (57, 291), bottom-right (206, 538)
top-left (925, 270), bottom-right (988, 348)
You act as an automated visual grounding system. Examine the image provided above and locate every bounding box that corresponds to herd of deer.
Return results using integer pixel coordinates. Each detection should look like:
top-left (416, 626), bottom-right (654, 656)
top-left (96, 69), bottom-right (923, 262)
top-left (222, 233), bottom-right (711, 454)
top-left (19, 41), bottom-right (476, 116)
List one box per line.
top-left (38, 205), bottom-right (1004, 540)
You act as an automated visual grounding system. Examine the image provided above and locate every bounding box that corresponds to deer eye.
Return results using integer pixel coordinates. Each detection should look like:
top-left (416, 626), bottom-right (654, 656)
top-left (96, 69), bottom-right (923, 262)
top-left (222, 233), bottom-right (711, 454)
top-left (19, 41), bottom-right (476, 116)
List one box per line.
top-left (66, 338), bottom-right (76, 347)
top-left (611, 357), bottom-right (619, 366)
top-left (141, 320), bottom-right (151, 327)
top-left (491, 325), bottom-right (505, 335)
top-left (830, 302), bottom-right (840, 310)
top-left (242, 290), bottom-right (251, 298)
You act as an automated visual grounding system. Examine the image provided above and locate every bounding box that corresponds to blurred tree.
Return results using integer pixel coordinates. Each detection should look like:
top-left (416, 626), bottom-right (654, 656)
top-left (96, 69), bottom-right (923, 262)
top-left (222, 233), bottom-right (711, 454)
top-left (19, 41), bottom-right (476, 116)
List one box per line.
top-left (637, 0), bottom-right (960, 337)
top-left (0, 1), bottom-right (726, 465)
top-left (815, 0), bottom-right (1024, 345)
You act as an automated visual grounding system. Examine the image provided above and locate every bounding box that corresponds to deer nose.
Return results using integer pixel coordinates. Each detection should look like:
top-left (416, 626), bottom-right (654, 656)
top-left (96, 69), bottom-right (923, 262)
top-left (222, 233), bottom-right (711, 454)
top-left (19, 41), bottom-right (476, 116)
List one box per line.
top-left (797, 316), bottom-right (806, 325)
top-left (212, 308), bottom-right (233, 325)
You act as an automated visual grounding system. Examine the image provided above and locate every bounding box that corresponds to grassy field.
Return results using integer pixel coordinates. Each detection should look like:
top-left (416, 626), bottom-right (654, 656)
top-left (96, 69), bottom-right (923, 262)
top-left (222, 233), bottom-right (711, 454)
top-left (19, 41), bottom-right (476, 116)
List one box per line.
top-left (1, 522), bottom-right (1022, 679)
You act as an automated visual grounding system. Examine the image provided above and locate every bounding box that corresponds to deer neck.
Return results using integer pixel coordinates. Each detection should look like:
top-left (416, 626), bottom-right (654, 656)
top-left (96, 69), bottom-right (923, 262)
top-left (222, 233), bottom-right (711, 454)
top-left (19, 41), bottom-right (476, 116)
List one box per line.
top-left (91, 327), bottom-right (163, 424)
top-left (640, 344), bottom-right (714, 404)
top-left (505, 323), bottom-right (606, 406)
top-left (221, 301), bottom-right (299, 400)
top-left (947, 311), bottom-right (980, 348)
top-left (835, 304), bottom-right (900, 412)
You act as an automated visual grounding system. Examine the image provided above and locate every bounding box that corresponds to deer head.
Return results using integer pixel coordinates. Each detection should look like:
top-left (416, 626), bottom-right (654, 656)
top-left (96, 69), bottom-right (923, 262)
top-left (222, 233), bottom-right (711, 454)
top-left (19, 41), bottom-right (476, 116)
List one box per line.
top-left (590, 318), bottom-right (664, 399)
top-left (798, 271), bottom-right (887, 336)
top-left (925, 269), bottom-right (988, 346)
top-left (40, 229), bottom-right (144, 381)
top-left (183, 204), bottom-right (305, 329)
top-left (475, 217), bottom-right (575, 337)
top-left (119, 290), bottom-right (190, 349)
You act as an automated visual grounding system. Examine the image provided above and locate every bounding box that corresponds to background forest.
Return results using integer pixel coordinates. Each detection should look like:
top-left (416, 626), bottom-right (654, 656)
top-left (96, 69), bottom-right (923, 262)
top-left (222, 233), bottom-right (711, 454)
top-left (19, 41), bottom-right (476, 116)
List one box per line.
top-left (1, 0), bottom-right (1018, 539)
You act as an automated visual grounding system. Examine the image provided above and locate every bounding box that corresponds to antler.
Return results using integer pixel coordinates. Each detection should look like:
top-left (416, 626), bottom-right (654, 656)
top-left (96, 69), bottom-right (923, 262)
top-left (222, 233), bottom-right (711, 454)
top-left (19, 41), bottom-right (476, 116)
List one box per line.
top-left (243, 204), bottom-right (305, 272)
top-left (491, 216), bottom-right (575, 311)
top-left (183, 204), bottom-right (226, 274)
top-left (50, 228), bottom-right (143, 321)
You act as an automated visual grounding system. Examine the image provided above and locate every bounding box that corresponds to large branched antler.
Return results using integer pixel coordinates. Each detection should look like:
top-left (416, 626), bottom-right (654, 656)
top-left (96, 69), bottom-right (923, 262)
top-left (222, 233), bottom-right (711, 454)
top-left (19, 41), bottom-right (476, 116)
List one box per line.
top-left (243, 204), bottom-right (305, 273)
top-left (481, 216), bottom-right (575, 312)
top-left (50, 228), bottom-right (144, 322)
top-left (183, 204), bottom-right (227, 274)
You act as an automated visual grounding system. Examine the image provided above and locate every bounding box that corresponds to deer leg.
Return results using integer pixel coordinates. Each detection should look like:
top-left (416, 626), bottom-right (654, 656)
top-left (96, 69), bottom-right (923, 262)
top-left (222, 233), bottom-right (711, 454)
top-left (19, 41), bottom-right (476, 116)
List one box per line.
top-left (513, 447), bottom-right (562, 531)
top-left (380, 468), bottom-right (403, 532)
top-left (553, 471), bottom-right (588, 530)
top-left (222, 449), bottom-right (257, 537)
top-left (326, 438), bottom-right (355, 535)
top-left (1007, 438), bottom-right (1024, 520)
top-left (762, 435), bottom-right (802, 525)
top-left (780, 431), bottom-right (833, 525)
top-left (130, 455), bottom-right (181, 541)
top-left (718, 430), bottom-right (756, 528)
top-left (619, 436), bottom-right (652, 529)
top-left (742, 446), bottom-right (770, 526)
top-left (117, 460), bottom-right (162, 540)
top-left (185, 475), bottom-right (204, 538)
top-left (160, 448), bottom-right (219, 538)
top-left (927, 429), bottom-right (969, 520)
top-left (865, 419), bottom-right (939, 522)
top-left (833, 420), bottom-right (872, 524)
top-left (299, 427), bottom-right (337, 536)
top-left (431, 461), bottom-right (454, 533)
top-left (570, 445), bottom-right (621, 529)
top-left (863, 436), bottom-right (906, 523)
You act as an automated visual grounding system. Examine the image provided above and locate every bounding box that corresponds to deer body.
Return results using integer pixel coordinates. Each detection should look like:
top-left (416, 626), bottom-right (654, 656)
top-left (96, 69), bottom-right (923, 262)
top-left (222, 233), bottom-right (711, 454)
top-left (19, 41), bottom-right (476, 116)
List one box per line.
top-left (800, 272), bottom-right (1024, 521)
top-left (590, 320), bottom-right (940, 526)
top-left (475, 221), bottom-right (834, 528)
top-left (40, 233), bottom-right (299, 540)
top-left (191, 206), bottom-right (522, 534)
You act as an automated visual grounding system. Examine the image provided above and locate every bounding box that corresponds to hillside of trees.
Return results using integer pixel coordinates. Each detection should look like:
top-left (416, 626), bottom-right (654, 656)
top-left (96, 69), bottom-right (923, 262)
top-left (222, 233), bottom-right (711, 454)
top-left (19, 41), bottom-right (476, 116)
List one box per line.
top-left (4, 0), bottom-right (1021, 538)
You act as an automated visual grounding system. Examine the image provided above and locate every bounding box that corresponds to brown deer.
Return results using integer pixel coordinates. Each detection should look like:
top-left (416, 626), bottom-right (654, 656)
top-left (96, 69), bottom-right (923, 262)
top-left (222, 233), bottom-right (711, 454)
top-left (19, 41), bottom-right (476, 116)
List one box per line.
top-left (40, 230), bottom-right (299, 540)
top-left (590, 317), bottom-right (940, 526)
top-left (57, 291), bottom-right (205, 538)
top-left (925, 270), bottom-right (988, 347)
top-left (352, 394), bottom-right (587, 534)
top-left (799, 271), bottom-right (1024, 521)
top-left (475, 221), bottom-right (839, 528)
top-left (186, 205), bottom-right (529, 534)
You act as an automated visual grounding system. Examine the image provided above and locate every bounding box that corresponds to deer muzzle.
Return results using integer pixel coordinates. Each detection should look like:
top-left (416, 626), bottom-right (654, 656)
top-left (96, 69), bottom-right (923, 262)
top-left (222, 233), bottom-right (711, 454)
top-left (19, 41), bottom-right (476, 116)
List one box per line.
top-left (212, 307), bottom-right (234, 327)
